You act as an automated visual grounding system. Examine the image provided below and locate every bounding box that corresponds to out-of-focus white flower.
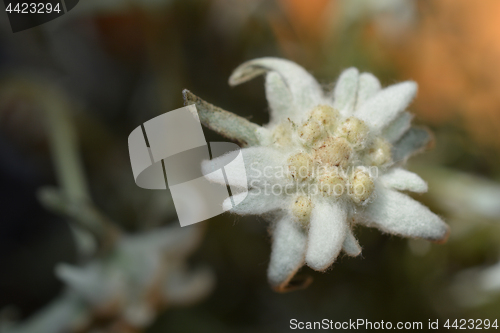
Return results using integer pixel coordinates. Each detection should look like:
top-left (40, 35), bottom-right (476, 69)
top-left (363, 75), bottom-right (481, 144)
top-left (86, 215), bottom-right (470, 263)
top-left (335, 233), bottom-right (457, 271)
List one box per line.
top-left (56, 223), bottom-right (214, 330)
top-left (450, 261), bottom-right (500, 308)
top-left (4, 224), bottom-right (214, 333)
top-left (193, 57), bottom-right (448, 291)
top-left (418, 167), bottom-right (500, 222)
top-left (207, 0), bottom-right (264, 39)
top-left (0, 292), bottom-right (85, 333)
top-left (339, 0), bottom-right (416, 38)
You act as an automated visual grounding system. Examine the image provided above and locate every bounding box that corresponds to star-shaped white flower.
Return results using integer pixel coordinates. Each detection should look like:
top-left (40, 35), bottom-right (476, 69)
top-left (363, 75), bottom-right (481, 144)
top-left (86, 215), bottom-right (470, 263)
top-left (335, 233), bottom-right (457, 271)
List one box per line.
top-left (56, 224), bottom-right (213, 329)
top-left (4, 224), bottom-right (214, 333)
top-left (187, 57), bottom-right (449, 292)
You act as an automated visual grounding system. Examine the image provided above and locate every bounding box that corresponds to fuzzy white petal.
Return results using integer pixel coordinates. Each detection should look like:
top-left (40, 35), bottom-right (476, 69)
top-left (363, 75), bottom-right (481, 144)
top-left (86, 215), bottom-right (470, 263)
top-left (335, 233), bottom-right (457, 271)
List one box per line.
top-left (361, 187), bottom-right (449, 242)
top-left (265, 72), bottom-right (298, 124)
top-left (268, 216), bottom-right (307, 291)
top-left (202, 154), bottom-right (245, 187)
top-left (342, 228), bottom-right (362, 256)
top-left (355, 72), bottom-right (381, 111)
top-left (380, 168), bottom-right (428, 193)
top-left (332, 67), bottom-right (359, 116)
top-left (383, 111), bottom-right (413, 143)
top-left (229, 57), bottom-right (324, 116)
top-left (55, 264), bottom-right (115, 305)
top-left (355, 81), bottom-right (417, 132)
top-left (392, 127), bottom-right (431, 163)
top-left (202, 146), bottom-right (287, 188)
top-left (305, 201), bottom-right (348, 271)
top-left (224, 190), bottom-right (287, 215)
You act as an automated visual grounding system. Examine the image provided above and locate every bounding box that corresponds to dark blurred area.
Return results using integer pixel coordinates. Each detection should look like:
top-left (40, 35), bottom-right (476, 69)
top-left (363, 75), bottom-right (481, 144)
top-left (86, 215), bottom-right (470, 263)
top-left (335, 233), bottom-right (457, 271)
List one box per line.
top-left (1, 0), bottom-right (500, 332)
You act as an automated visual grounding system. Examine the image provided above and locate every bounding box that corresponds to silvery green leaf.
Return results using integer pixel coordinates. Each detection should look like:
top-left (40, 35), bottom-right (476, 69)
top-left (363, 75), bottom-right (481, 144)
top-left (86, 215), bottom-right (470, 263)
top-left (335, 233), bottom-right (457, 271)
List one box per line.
top-left (392, 127), bottom-right (432, 163)
top-left (183, 89), bottom-right (265, 147)
top-left (382, 111), bottom-right (413, 143)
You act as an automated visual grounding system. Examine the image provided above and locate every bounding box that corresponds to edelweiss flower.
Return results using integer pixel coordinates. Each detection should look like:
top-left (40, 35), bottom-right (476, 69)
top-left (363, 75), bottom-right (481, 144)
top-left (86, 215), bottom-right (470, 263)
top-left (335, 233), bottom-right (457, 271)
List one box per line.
top-left (451, 260), bottom-right (500, 307)
top-left (185, 58), bottom-right (449, 292)
top-left (55, 224), bottom-right (214, 331)
top-left (4, 224), bottom-right (214, 333)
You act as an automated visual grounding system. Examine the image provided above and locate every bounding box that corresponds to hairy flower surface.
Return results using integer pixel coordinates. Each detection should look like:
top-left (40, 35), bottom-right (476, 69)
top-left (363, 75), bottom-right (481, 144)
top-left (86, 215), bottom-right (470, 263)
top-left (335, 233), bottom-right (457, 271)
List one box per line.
top-left (195, 57), bottom-right (449, 292)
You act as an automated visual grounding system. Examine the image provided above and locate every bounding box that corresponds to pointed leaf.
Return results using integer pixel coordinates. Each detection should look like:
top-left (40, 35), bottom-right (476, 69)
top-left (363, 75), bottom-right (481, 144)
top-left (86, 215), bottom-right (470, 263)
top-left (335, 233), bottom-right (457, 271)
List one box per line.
top-left (392, 127), bottom-right (433, 163)
top-left (382, 111), bottom-right (413, 143)
top-left (183, 89), bottom-right (265, 147)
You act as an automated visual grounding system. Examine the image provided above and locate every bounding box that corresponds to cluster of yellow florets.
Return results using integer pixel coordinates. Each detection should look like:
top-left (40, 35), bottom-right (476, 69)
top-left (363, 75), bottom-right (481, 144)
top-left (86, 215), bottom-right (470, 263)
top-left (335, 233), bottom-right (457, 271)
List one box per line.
top-left (272, 105), bottom-right (392, 224)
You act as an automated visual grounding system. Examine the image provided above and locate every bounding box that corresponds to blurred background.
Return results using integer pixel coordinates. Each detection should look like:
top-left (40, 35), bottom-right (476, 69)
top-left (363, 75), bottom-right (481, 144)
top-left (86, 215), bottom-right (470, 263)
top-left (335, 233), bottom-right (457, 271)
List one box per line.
top-left (1, 0), bottom-right (500, 332)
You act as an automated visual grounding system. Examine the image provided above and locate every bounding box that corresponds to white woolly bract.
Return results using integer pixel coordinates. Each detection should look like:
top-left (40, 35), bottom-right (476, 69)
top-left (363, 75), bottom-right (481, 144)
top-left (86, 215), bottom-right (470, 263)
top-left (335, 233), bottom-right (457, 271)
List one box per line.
top-left (305, 200), bottom-right (348, 271)
top-left (268, 215), bottom-right (308, 291)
